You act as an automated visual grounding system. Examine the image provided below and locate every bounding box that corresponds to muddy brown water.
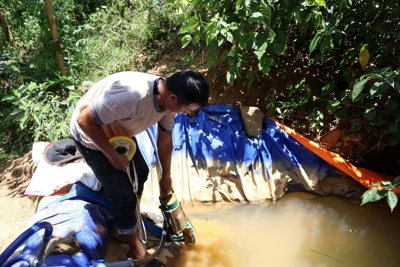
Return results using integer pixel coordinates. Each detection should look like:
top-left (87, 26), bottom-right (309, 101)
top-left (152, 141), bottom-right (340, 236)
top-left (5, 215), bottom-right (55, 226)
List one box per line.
top-left (173, 192), bottom-right (400, 267)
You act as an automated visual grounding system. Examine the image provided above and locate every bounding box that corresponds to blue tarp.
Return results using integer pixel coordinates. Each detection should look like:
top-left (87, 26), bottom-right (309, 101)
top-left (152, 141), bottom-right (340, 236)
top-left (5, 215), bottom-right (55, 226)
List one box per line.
top-left (172, 104), bottom-right (349, 201)
top-left (14, 197), bottom-right (111, 267)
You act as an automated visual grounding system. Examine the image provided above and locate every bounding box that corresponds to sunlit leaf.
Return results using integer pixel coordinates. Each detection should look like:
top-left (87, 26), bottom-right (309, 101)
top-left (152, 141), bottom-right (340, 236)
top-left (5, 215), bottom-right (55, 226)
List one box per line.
top-left (361, 187), bottom-right (386, 206)
top-left (81, 81), bottom-right (95, 86)
top-left (226, 69), bottom-right (237, 85)
top-left (181, 34), bottom-right (192, 48)
top-left (258, 56), bottom-right (274, 74)
top-left (370, 81), bottom-right (389, 97)
top-left (235, 0), bottom-right (244, 10)
top-left (326, 100), bottom-right (341, 113)
top-left (321, 83), bottom-right (334, 96)
top-left (249, 12), bottom-right (263, 23)
top-left (179, 17), bottom-right (199, 34)
top-left (387, 191), bottom-right (398, 212)
top-left (381, 180), bottom-right (393, 188)
top-left (352, 79), bottom-right (368, 101)
top-left (309, 34), bottom-right (321, 54)
top-left (359, 44), bottom-right (370, 69)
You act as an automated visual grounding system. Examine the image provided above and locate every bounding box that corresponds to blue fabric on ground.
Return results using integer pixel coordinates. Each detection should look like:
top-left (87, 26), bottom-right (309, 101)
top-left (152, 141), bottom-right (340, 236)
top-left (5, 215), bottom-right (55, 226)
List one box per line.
top-left (13, 198), bottom-right (112, 267)
top-left (173, 104), bottom-right (344, 199)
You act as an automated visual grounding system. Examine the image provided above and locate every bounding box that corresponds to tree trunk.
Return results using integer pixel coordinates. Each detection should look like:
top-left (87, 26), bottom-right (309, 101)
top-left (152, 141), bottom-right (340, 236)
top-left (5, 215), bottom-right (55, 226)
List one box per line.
top-left (43, 0), bottom-right (67, 76)
top-left (0, 9), bottom-right (16, 48)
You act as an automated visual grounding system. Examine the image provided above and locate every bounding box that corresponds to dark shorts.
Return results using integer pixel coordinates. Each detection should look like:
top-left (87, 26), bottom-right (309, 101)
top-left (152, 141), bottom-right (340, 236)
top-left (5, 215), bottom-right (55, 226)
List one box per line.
top-left (74, 139), bottom-right (149, 235)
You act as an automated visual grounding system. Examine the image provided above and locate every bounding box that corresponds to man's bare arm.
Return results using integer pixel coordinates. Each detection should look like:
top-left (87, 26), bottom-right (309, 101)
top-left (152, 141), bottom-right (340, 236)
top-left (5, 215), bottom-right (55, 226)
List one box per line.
top-left (77, 105), bottom-right (128, 170)
top-left (157, 126), bottom-right (173, 196)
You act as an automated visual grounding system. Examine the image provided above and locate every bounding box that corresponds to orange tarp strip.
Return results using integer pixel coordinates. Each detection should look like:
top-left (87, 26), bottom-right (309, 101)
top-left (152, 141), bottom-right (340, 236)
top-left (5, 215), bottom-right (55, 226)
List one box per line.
top-left (273, 120), bottom-right (399, 194)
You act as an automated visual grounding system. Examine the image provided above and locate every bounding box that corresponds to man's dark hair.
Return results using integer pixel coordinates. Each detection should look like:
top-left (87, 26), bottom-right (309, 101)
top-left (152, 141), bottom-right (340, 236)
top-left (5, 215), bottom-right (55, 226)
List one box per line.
top-left (165, 70), bottom-right (209, 106)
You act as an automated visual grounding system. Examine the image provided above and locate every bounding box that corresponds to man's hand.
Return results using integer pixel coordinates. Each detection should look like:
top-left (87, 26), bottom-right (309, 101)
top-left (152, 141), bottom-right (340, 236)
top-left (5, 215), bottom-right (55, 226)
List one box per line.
top-left (108, 152), bottom-right (129, 170)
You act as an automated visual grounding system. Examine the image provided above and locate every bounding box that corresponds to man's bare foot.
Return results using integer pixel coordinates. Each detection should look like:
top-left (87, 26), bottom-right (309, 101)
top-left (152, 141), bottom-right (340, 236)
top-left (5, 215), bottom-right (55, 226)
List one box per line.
top-left (122, 232), bottom-right (148, 259)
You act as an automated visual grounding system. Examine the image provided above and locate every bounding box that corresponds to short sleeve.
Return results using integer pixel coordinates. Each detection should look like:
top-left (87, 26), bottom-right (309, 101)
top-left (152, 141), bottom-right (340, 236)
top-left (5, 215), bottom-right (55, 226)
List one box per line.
top-left (92, 81), bottom-right (137, 125)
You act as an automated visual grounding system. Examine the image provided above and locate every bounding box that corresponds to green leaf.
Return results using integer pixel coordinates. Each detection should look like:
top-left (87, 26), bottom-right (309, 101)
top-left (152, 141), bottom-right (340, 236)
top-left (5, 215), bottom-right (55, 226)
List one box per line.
top-left (226, 69), bottom-right (237, 85)
top-left (321, 83), bottom-right (334, 96)
top-left (81, 81), bottom-right (95, 86)
top-left (370, 81), bottom-right (389, 97)
top-left (387, 191), bottom-right (398, 212)
top-left (309, 34), bottom-right (321, 54)
top-left (267, 30), bottom-right (287, 55)
top-left (258, 56), bottom-right (275, 74)
top-left (1, 95), bottom-right (16, 102)
top-left (361, 187), bottom-right (386, 205)
top-left (267, 29), bottom-right (276, 43)
top-left (352, 79), bottom-right (368, 101)
top-left (381, 180), bottom-right (393, 188)
top-left (246, 70), bottom-right (259, 88)
top-left (319, 37), bottom-right (329, 55)
top-left (326, 100), bottom-right (341, 113)
top-left (249, 12), bottom-right (264, 23)
top-left (240, 32), bottom-right (253, 49)
top-left (20, 114), bottom-right (29, 130)
top-left (395, 81), bottom-right (400, 92)
top-left (254, 42), bottom-right (268, 60)
top-left (393, 176), bottom-right (400, 187)
top-left (363, 108), bottom-right (376, 121)
top-left (181, 34), bottom-right (192, 48)
top-left (33, 112), bottom-right (40, 125)
top-left (259, 1), bottom-right (271, 24)
top-left (179, 17), bottom-right (199, 34)
top-left (235, 0), bottom-right (244, 10)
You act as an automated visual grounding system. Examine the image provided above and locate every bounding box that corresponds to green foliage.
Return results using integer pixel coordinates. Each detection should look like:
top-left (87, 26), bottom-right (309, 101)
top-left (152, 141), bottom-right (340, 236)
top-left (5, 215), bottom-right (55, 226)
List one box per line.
top-left (361, 176), bottom-right (400, 212)
top-left (1, 75), bottom-right (82, 143)
top-left (0, 0), bottom-right (178, 154)
top-left (178, 0), bottom-right (289, 86)
top-left (179, 0), bottom-right (400, 149)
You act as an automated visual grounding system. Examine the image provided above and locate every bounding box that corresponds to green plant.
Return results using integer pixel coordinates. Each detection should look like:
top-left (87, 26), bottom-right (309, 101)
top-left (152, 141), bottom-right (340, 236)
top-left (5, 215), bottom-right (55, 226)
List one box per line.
top-left (361, 176), bottom-right (400, 212)
top-left (1, 75), bottom-right (82, 143)
top-left (178, 0), bottom-right (400, 162)
top-left (1, 0), bottom-right (180, 154)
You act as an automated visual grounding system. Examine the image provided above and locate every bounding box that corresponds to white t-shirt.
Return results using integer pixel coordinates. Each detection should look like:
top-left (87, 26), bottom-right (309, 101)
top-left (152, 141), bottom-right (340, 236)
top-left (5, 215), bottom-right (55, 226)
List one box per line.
top-left (70, 72), bottom-right (174, 150)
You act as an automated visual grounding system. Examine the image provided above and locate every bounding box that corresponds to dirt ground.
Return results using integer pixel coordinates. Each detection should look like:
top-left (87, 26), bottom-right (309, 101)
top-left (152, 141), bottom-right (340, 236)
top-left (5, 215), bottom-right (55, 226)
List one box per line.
top-left (0, 152), bottom-right (37, 253)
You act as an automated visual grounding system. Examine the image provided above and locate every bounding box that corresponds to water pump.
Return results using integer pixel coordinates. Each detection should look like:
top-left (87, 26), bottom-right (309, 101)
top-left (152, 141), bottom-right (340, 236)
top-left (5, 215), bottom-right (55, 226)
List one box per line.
top-left (159, 192), bottom-right (195, 245)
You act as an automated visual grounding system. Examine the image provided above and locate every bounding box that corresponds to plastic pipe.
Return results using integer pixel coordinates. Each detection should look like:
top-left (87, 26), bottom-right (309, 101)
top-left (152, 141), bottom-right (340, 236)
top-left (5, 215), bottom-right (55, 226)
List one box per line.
top-left (0, 221), bottom-right (53, 267)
